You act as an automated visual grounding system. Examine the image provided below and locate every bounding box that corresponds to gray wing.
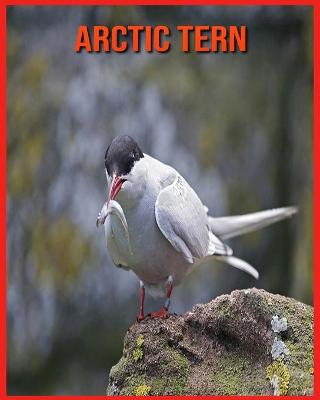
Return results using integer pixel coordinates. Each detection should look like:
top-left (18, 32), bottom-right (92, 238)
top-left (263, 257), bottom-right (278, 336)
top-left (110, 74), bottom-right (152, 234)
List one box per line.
top-left (155, 173), bottom-right (210, 263)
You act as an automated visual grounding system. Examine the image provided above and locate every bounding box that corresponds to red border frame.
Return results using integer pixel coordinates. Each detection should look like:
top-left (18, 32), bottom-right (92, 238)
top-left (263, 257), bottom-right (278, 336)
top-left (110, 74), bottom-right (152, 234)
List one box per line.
top-left (1, 1), bottom-right (318, 399)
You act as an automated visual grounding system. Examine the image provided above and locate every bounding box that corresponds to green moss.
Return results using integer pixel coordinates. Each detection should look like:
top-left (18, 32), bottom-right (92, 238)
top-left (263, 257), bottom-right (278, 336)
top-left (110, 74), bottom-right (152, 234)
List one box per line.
top-left (120, 374), bottom-right (147, 395)
top-left (212, 357), bottom-right (247, 394)
top-left (285, 339), bottom-right (313, 395)
top-left (109, 356), bottom-right (128, 381)
top-left (171, 349), bottom-right (190, 371)
top-left (149, 378), bottom-right (165, 395)
top-left (282, 313), bottom-right (313, 394)
top-left (246, 292), bottom-right (272, 320)
top-left (211, 349), bottom-right (270, 396)
top-left (167, 349), bottom-right (190, 394)
top-left (266, 359), bottom-right (291, 395)
top-left (147, 344), bottom-right (191, 395)
top-left (170, 376), bottom-right (188, 395)
top-left (135, 384), bottom-right (151, 396)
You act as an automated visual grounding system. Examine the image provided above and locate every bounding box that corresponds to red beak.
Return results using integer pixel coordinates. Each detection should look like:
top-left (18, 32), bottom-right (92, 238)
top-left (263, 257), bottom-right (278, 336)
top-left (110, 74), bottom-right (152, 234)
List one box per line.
top-left (108, 175), bottom-right (125, 204)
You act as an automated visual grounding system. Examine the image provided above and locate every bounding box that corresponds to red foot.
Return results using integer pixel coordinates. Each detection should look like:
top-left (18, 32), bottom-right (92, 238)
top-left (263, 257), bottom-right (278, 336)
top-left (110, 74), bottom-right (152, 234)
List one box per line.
top-left (148, 307), bottom-right (168, 319)
top-left (136, 313), bottom-right (145, 323)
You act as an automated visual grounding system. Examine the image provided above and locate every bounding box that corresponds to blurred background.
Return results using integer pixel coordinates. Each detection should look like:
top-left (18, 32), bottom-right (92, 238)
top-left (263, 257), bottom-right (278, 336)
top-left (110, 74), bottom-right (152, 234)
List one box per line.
top-left (7, 6), bottom-right (313, 395)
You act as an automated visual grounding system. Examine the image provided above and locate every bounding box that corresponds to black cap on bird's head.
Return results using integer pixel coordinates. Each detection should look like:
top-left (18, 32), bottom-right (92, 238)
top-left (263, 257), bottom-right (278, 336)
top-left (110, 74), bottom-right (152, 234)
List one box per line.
top-left (105, 135), bottom-right (144, 177)
top-left (104, 135), bottom-right (144, 202)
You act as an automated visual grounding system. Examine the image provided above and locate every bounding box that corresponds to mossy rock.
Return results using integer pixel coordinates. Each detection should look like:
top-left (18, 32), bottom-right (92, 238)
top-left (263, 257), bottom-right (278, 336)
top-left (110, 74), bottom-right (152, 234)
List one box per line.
top-left (107, 288), bottom-right (313, 395)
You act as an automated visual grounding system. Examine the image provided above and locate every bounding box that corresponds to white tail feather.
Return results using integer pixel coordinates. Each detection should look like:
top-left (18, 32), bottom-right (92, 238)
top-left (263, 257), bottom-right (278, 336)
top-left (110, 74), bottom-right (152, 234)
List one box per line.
top-left (209, 206), bottom-right (298, 240)
top-left (215, 256), bottom-right (259, 280)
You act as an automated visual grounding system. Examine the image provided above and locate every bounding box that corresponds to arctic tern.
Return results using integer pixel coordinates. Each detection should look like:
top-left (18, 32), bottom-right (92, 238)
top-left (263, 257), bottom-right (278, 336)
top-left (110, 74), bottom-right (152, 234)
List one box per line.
top-left (97, 135), bottom-right (297, 321)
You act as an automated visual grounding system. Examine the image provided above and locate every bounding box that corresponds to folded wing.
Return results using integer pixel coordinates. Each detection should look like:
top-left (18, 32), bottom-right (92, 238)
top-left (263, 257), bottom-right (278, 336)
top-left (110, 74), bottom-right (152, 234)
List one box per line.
top-left (155, 174), bottom-right (210, 263)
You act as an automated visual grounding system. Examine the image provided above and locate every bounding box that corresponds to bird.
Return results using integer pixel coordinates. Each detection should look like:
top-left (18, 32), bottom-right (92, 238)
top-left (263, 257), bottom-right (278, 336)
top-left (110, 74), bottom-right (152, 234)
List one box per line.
top-left (96, 135), bottom-right (297, 321)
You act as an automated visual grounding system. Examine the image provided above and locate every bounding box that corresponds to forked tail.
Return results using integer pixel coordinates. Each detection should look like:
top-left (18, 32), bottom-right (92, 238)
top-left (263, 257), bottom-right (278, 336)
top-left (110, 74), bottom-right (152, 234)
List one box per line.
top-left (206, 206), bottom-right (298, 279)
top-left (209, 206), bottom-right (298, 240)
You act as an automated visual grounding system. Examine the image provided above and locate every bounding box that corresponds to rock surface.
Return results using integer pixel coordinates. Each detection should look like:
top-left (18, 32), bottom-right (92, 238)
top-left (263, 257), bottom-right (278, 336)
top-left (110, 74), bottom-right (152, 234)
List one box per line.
top-left (107, 288), bottom-right (313, 396)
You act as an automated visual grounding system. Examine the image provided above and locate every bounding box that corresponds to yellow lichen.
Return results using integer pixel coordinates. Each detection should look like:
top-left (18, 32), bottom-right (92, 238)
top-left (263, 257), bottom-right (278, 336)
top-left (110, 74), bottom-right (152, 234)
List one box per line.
top-left (266, 359), bottom-right (291, 395)
top-left (132, 347), bottom-right (143, 362)
top-left (132, 334), bottom-right (144, 362)
top-left (136, 334), bottom-right (144, 347)
top-left (135, 384), bottom-right (151, 396)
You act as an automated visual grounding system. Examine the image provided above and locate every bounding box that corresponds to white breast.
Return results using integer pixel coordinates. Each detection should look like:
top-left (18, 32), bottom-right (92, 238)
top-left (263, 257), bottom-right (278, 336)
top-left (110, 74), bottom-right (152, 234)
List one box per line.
top-left (104, 154), bottom-right (195, 286)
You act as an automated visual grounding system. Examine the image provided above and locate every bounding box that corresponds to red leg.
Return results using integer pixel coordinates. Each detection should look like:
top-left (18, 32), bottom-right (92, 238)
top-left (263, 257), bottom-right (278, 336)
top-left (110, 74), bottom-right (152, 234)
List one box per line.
top-left (137, 282), bottom-right (145, 322)
top-left (149, 276), bottom-right (173, 320)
